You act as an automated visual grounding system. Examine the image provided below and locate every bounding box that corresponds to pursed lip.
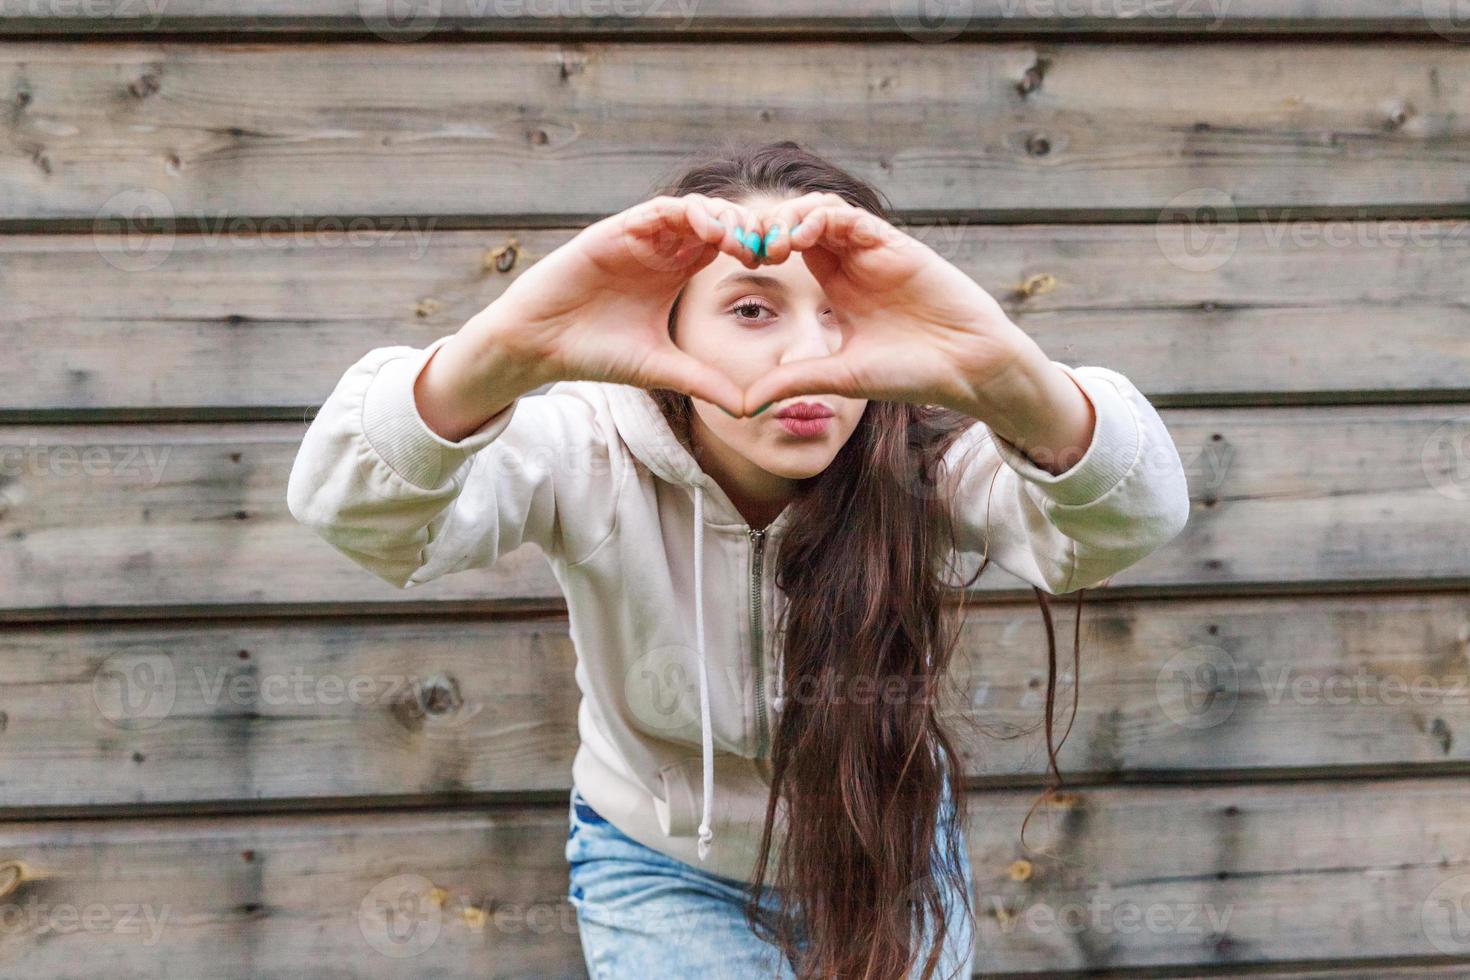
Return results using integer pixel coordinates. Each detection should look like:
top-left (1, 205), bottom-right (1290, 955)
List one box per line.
top-left (774, 401), bottom-right (835, 420)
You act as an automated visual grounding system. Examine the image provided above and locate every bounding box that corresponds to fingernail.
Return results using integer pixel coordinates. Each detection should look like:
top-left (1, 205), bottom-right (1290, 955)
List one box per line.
top-left (719, 405), bottom-right (736, 417)
top-left (763, 225), bottom-right (782, 249)
top-left (751, 401), bottom-right (773, 416)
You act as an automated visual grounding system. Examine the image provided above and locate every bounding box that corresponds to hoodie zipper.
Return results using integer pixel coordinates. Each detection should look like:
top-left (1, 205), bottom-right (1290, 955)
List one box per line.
top-left (748, 527), bottom-right (769, 759)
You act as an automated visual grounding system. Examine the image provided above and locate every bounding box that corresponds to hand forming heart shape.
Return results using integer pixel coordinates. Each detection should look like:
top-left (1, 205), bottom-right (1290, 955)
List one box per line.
top-left (481, 191), bottom-right (1044, 421)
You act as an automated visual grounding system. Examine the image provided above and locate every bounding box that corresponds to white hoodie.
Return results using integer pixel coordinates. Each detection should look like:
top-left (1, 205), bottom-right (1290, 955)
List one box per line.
top-left (286, 334), bottom-right (1191, 884)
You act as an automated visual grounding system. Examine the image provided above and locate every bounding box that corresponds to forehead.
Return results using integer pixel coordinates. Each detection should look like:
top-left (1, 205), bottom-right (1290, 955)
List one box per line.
top-left (688, 247), bottom-right (823, 299)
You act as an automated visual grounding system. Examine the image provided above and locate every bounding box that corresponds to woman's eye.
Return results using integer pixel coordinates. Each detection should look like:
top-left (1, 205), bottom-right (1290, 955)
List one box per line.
top-left (731, 301), bottom-right (773, 322)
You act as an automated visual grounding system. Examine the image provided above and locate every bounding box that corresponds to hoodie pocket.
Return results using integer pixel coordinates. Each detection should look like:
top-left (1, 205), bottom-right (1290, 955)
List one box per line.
top-left (652, 757), bottom-right (702, 838)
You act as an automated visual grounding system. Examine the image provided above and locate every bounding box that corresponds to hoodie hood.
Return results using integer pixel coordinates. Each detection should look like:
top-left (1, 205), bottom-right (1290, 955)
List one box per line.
top-left (601, 383), bottom-right (736, 505)
top-left (602, 383), bottom-right (795, 861)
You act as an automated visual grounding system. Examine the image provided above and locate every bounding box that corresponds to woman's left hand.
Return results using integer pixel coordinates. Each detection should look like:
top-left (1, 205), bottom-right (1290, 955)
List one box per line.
top-left (740, 193), bottom-right (1097, 474)
top-left (740, 192), bottom-right (1041, 418)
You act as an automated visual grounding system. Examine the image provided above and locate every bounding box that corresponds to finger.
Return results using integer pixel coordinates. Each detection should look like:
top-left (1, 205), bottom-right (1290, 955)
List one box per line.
top-left (620, 196), bottom-right (717, 274)
top-left (787, 203), bottom-right (894, 255)
top-left (701, 196), bottom-right (761, 267)
top-left (668, 238), bottom-right (722, 278)
top-left (661, 197), bottom-right (731, 276)
top-left (709, 199), bottom-right (765, 269)
top-left (641, 344), bottom-right (747, 418)
top-left (755, 200), bottom-right (803, 266)
top-left (677, 195), bottom-right (727, 247)
top-left (624, 195), bottom-right (692, 239)
top-left (661, 194), bottom-right (753, 271)
top-left (754, 191), bottom-right (843, 265)
top-left (741, 354), bottom-right (867, 410)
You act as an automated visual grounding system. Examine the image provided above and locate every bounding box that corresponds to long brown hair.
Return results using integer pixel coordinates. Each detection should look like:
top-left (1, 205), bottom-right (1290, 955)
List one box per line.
top-left (649, 139), bottom-right (1084, 980)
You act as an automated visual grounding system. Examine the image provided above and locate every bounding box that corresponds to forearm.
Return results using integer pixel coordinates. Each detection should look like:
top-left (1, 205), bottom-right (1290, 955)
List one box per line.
top-left (955, 341), bottom-right (1097, 477)
top-left (414, 305), bottom-right (554, 443)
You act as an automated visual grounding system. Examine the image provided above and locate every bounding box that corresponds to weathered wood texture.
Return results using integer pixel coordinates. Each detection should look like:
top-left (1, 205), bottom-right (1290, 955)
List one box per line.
top-left (3, 403), bottom-right (1468, 620)
top-left (0, 592), bottom-right (1466, 812)
top-left (2, 12), bottom-right (1468, 979)
top-left (4, 220), bottom-right (1468, 417)
top-left (2, 42), bottom-right (1469, 222)
top-left (1, 1), bottom-right (1467, 37)
top-left (1, 779), bottom-right (1468, 976)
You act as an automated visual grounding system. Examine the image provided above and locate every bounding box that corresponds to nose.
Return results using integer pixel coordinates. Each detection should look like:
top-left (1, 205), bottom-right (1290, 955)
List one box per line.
top-left (778, 310), bottom-right (841, 365)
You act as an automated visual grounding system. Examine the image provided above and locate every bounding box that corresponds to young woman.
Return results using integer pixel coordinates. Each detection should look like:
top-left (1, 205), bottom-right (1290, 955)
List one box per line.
top-left (287, 140), bottom-right (1191, 979)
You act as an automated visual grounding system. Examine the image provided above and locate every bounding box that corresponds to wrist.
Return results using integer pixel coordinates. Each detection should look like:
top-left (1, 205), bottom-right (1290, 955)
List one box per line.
top-left (413, 313), bottom-right (548, 443)
top-left (962, 344), bottom-right (1097, 476)
top-left (458, 303), bottom-right (561, 391)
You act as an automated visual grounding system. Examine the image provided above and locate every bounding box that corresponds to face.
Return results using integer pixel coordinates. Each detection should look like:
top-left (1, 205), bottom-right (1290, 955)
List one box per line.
top-left (672, 197), bottom-right (868, 487)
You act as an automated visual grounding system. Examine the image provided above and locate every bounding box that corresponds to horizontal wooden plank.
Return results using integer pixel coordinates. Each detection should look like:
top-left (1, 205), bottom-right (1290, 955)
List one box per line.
top-left (3, 42), bottom-right (1469, 223)
top-left (1160, 968), bottom-right (1470, 980)
top-left (0, 593), bottom-right (1467, 810)
top-left (5, 219), bottom-right (1468, 416)
top-left (0, 615), bottom-right (581, 809)
top-left (2, 404), bottom-right (1469, 619)
top-left (0, 778), bottom-right (1468, 976)
top-left (0, 0), bottom-right (1464, 38)
top-left (0, 803), bottom-right (584, 979)
top-left (961, 777), bottom-right (1470, 973)
top-left (949, 590), bottom-right (1470, 780)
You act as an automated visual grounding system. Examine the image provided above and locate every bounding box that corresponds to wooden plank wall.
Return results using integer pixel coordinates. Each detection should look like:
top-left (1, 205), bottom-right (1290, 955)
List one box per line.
top-left (2, 4), bottom-right (1469, 977)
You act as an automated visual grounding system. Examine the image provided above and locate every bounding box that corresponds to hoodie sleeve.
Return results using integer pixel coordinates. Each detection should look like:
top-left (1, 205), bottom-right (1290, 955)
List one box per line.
top-left (286, 335), bottom-right (619, 589)
top-left (940, 361), bottom-right (1190, 594)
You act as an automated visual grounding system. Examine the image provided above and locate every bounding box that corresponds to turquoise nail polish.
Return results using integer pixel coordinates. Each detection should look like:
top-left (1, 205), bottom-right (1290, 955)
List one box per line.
top-left (751, 401), bottom-right (773, 416)
top-left (763, 225), bottom-right (782, 251)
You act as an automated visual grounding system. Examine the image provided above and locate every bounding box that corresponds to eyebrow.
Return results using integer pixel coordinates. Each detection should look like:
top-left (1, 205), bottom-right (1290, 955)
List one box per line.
top-left (714, 272), bottom-right (787, 292)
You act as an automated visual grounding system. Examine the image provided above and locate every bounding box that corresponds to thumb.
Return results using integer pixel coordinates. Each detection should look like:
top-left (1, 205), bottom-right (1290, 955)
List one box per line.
top-left (742, 355), bottom-right (864, 410)
top-left (641, 345), bottom-right (746, 418)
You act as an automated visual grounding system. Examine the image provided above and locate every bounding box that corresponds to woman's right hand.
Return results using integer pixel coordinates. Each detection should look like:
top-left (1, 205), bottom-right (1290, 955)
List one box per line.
top-left (427, 195), bottom-right (768, 436)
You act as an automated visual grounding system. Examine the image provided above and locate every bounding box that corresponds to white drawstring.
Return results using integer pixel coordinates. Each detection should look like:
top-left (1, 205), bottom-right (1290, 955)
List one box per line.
top-left (693, 484), bottom-right (715, 861)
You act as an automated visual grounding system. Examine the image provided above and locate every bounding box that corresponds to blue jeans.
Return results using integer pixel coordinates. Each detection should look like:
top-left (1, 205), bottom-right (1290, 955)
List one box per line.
top-left (565, 783), bottom-right (976, 979)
